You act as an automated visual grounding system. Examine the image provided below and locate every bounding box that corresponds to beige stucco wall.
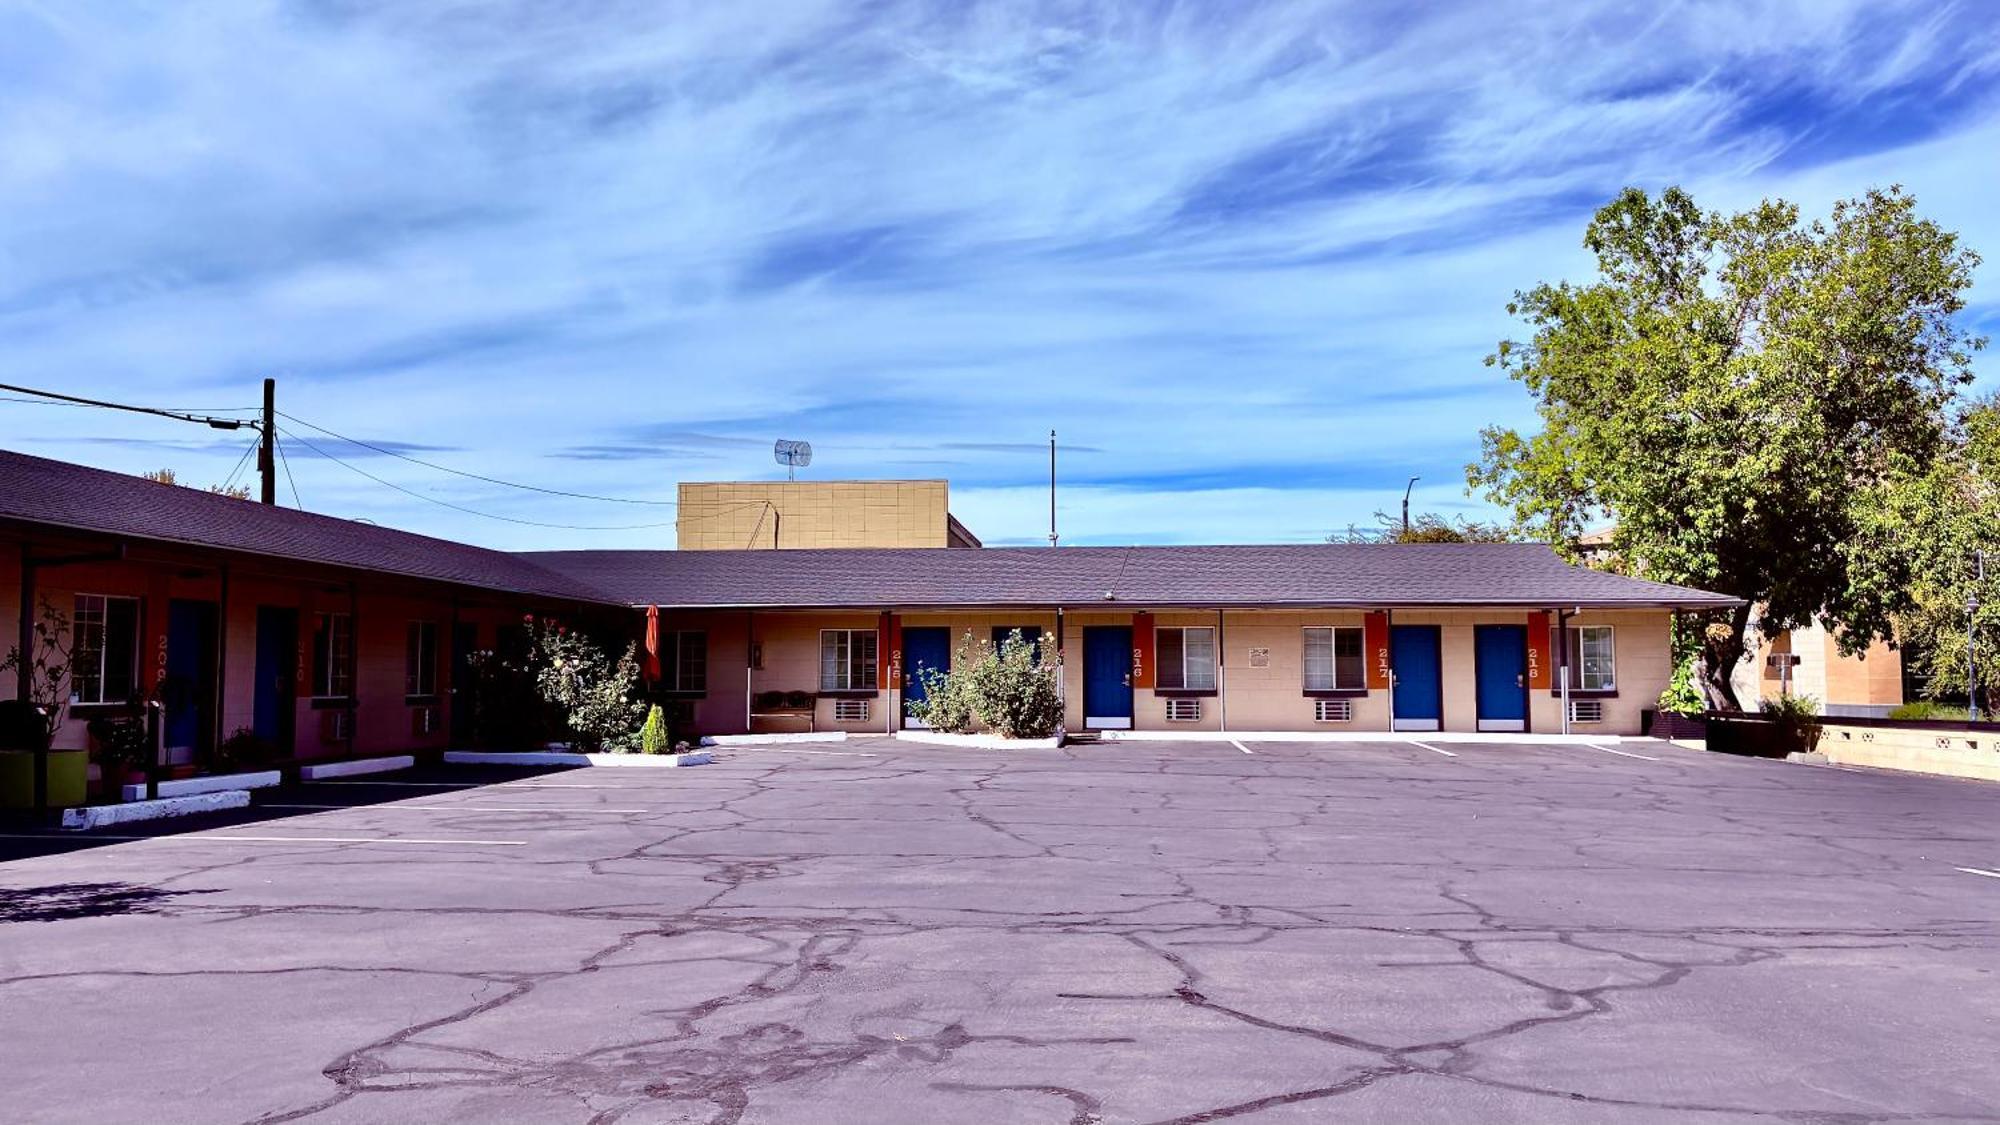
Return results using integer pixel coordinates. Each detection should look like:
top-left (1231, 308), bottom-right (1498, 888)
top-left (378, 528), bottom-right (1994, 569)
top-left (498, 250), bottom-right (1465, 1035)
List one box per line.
top-left (677, 480), bottom-right (956, 550)
top-left (1746, 619), bottom-right (1902, 713)
top-left (1816, 722), bottom-right (2000, 783)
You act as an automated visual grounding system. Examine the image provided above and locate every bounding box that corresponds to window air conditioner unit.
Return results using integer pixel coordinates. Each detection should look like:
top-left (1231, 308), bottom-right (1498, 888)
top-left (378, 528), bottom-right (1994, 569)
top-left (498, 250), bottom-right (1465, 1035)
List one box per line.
top-left (1569, 699), bottom-right (1605, 724)
top-left (1314, 698), bottom-right (1353, 723)
top-left (833, 698), bottom-right (870, 723)
top-left (320, 709), bottom-right (355, 743)
top-left (1165, 698), bottom-right (1202, 723)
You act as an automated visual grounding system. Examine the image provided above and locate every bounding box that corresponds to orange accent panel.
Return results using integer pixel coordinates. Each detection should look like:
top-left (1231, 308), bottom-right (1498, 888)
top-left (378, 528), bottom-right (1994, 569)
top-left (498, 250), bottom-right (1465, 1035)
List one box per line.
top-left (1526, 611), bottom-right (1553, 690)
top-left (1131, 613), bottom-right (1155, 690)
top-left (882, 614), bottom-right (901, 687)
top-left (1364, 612), bottom-right (1391, 690)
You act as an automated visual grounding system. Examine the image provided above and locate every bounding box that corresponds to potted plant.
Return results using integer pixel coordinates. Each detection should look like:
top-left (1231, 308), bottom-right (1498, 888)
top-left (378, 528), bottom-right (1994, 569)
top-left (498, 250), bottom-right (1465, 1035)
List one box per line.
top-left (86, 712), bottom-right (152, 798)
top-left (1758, 694), bottom-right (1823, 757)
top-left (1648, 656), bottom-right (1709, 740)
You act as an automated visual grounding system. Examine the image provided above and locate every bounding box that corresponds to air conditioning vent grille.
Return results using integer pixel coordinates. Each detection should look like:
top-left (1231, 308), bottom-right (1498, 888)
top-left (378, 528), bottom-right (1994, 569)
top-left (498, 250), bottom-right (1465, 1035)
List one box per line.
top-left (833, 698), bottom-right (871, 723)
top-left (1314, 698), bottom-right (1353, 723)
top-left (1165, 698), bottom-right (1202, 723)
top-left (1569, 699), bottom-right (1605, 724)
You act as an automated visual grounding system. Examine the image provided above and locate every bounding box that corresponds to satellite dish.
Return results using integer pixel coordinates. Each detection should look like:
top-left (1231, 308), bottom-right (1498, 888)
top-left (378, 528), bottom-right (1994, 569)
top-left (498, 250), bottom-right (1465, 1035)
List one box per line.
top-left (773, 439), bottom-right (812, 480)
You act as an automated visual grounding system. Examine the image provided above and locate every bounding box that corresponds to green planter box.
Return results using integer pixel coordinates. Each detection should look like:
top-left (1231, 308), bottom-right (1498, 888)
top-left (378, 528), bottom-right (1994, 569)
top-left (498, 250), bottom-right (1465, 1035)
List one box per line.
top-left (0, 749), bottom-right (88, 809)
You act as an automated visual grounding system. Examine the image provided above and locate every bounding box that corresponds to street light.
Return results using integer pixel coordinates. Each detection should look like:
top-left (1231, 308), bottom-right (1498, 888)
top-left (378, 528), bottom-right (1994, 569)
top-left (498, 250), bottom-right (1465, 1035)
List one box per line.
top-left (1402, 477), bottom-right (1420, 538)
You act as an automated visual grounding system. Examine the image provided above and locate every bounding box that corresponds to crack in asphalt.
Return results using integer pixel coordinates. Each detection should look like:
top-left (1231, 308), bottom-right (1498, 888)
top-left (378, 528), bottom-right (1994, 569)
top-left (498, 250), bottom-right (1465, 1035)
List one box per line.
top-left (3, 740), bottom-right (1999, 1123)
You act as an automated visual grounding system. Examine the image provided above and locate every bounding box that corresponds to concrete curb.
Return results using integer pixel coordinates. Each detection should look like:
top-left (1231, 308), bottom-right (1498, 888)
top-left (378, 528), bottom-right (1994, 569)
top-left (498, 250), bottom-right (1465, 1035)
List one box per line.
top-left (298, 755), bottom-right (416, 781)
top-left (121, 770), bottom-right (282, 802)
top-left (443, 750), bottom-right (713, 768)
top-left (892, 731), bottom-right (1065, 751)
top-left (1096, 730), bottom-right (1633, 744)
top-left (62, 790), bottom-right (251, 831)
top-left (701, 732), bottom-right (848, 746)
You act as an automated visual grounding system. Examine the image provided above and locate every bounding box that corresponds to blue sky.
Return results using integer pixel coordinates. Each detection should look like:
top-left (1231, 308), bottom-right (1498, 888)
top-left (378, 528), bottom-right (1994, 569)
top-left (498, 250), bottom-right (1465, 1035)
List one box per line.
top-left (1, 1), bottom-right (1995, 549)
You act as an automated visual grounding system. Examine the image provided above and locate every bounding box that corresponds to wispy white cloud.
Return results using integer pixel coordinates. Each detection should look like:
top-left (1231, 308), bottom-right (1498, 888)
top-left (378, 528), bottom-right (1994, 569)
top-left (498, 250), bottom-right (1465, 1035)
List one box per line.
top-left (0, 0), bottom-right (1993, 547)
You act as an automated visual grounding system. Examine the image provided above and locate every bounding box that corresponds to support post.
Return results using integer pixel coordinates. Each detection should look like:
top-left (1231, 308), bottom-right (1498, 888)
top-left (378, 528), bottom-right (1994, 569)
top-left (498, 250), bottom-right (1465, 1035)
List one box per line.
top-left (1216, 609), bottom-right (1227, 734)
top-left (20, 543), bottom-right (44, 814)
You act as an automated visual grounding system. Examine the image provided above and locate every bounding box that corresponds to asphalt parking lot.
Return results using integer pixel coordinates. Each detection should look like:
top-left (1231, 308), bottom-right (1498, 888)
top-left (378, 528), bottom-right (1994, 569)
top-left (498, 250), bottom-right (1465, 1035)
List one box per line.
top-left (3, 736), bottom-right (1999, 1124)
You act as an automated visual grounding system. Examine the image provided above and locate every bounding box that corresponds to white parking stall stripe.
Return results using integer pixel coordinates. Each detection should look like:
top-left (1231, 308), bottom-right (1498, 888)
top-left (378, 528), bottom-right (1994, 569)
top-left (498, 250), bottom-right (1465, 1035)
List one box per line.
top-left (262, 804), bottom-right (645, 814)
top-left (1408, 741), bottom-right (1459, 758)
top-left (1956, 866), bottom-right (2000, 879)
top-left (1229, 739), bottom-right (1254, 755)
top-left (0, 833), bottom-right (526, 846)
top-left (1584, 743), bottom-right (1662, 761)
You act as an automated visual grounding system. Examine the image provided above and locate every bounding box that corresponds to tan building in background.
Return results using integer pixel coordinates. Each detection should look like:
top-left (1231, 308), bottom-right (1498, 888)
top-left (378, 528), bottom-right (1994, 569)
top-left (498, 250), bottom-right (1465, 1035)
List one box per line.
top-left (677, 480), bottom-right (981, 551)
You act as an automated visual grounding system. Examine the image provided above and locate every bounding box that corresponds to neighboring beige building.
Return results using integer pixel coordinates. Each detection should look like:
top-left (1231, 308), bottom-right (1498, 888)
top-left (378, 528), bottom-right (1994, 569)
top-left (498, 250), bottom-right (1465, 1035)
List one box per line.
top-left (1736, 618), bottom-right (1904, 718)
top-left (676, 480), bottom-right (981, 550)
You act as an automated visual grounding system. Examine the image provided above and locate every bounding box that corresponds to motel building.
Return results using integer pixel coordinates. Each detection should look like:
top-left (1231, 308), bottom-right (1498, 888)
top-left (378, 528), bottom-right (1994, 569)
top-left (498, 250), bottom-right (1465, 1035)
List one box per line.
top-left (2, 452), bottom-right (1737, 808)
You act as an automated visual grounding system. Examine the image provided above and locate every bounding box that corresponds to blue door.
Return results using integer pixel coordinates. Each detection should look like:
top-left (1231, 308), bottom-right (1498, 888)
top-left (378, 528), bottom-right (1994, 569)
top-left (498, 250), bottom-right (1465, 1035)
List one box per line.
top-left (901, 627), bottom-right (952, 726)
top-left (164, 600), bottom-right (218, 757)
top-left (1391, 625), bottom-right (1443, 731)
top-left (1083, 626), bottom-right (1133, 729)
top-left (1475, 625), bottom-right (1528, 731)
top-left (253, 606), bottom-right (298, 752)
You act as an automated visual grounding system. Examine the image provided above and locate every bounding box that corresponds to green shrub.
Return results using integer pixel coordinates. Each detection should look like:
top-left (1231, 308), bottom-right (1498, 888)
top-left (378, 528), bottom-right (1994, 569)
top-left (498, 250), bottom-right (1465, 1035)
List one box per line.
top-left (527, 618), bottom-right (646, 751)
top-left (907, 630), bottom-right (1064, 741)
top-left (1888, 700), bottom-right (1958, 721)
top-left (966, 629), bottom-right (1064, 739)
top-left (1656, 655), bottom-right (1706, 716)
top-left (908, 640), bottom-right (979, 733)
top-left (640, 704), bottom-right (668, 754)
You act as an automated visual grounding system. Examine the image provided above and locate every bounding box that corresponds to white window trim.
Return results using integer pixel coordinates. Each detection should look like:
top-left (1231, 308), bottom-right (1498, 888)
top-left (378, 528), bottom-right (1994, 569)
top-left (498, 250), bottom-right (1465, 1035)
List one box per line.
top-left (70, 593), bottom-right (141, 705)
top-left (819, 629), bottom-right (879, 692)
top-left (665, 629), bottom-right (707, 693)
top-left (314, 612), bottom-right (354, 700)
top-left (406, 620), bottom-right (439, 698)
top-left (1157, 626), bottom-right (1218, 692)
top-left (1302, 625), bottom-right (1366, 692)
top-left (1566, 625), bottom-right (1617, 692)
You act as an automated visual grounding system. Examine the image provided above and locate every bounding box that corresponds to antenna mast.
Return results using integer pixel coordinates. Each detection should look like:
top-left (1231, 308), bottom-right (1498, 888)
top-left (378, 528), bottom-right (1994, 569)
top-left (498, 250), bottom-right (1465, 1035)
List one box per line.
top-left (773, 439), bottom-right (812, 482)
top-left (1048, 429), bottom-right (1058, 547)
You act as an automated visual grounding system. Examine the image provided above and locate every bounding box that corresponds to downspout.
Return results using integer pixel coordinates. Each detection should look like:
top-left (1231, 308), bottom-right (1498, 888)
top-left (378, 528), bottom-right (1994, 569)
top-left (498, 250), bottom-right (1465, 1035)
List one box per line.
top-left (18, 541), bottom-right (38, 813)
top-left (744, 609), bottom-right (753, 735)
top-left (1384, 607), bottom-right (1395, 733)
top-left (1557, 607), bottom-right (1577, 736)
top-left (1216, 609), bottom-right (1227, 734)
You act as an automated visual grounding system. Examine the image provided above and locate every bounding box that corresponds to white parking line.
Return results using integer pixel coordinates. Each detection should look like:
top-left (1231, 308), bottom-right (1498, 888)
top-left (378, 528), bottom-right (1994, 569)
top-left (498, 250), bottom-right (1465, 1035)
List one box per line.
top-left (1956, 866), bottom-right (2000, 879)
top-left (0, 832), bottom-right (526, 846)
top-left (1584, 743), bottom-right (1661, 761)
top-left (1408, 741), bottom-right (1459, 758)
top-left (1229, 739), bottom-right (1254, 755)
top-left (263, 804), bottom-right (645, 814)
top-left (727, 747), bottom-right (880, 757)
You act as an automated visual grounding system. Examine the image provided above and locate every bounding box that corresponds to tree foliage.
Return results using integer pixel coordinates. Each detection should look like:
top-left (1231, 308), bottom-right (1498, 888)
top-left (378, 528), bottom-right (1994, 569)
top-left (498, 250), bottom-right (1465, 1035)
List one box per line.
top-left (908, 630), bottom-right (1064, 740)
top-left (1469, 185), bottom-right (1983, 707)
top-left (143, 467), bottom-right (252, 501)
top-left (1861, 394), bottom-right (2000, 714)
top-left (1329, 510), bottom-right (1519, 544)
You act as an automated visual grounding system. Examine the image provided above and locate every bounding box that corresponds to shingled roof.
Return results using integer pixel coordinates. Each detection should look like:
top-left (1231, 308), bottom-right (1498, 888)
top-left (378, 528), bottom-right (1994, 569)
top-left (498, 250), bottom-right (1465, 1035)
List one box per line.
top-left (0, 449), bottom-right (612, 603)
top-left (522, 543), bottom-right (1741, 611)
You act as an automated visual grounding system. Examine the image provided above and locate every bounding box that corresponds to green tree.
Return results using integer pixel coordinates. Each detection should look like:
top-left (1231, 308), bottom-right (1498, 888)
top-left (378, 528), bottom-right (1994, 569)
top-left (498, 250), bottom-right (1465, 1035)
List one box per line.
top-left (1329, 510), bottom-right (1518, 544)
top-left (142, 467), bottom-right (252, 501)
top-left (1470, 186), bottom-right (1983, 708)
top-left (1859, 394), bottom-right (2000, 714)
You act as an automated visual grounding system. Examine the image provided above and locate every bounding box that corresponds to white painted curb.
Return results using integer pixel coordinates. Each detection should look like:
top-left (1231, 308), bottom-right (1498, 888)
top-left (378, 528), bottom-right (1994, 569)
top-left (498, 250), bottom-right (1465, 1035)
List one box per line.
top-left (700, 732), bottom-right (848, 746)
top-left (1095, 730), bottom-right (1631, 744)
top-left (299, 755), bottom-right (416, 780)
top-left (121, 770), bottom-right (281, 802)
top-left (893, 731), bottom-right (1065, 751)
top-left (62, 790), bottom-right (250, 830)
top-left (443, 750), bottom-right (713, 768)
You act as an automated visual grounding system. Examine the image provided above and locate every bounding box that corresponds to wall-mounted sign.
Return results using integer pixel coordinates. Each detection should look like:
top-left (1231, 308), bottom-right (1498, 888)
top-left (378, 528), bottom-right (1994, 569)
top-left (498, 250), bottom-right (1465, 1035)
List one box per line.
top-left (1247, 647), bottom-right (1271, 668)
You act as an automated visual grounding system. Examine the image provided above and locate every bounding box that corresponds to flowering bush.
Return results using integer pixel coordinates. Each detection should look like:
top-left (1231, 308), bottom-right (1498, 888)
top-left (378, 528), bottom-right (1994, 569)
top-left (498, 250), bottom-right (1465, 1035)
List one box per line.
top-left (907, 630), bottom-right (1063, 740)
top-left (527, 618), bottom-right (646, 750)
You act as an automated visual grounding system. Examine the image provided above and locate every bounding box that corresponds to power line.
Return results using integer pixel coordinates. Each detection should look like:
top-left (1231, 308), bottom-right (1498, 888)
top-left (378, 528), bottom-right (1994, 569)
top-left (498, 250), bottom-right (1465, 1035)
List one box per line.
top-left (276, 409), bottom-right (678, 506)
top-left (277, 425), bottom-right (684, 531)
top-left (219, 431), bottom-right (262, 493)
top-left (0, 382), bottom-right (255, 429)
top-left (275, 432), bottom-right (304, 510)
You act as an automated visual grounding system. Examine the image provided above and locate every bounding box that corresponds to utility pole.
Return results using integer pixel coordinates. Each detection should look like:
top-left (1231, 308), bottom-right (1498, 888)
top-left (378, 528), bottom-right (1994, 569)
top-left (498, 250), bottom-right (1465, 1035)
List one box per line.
top-left (1048, 429), bottom-right (1059, 547)
top-left (1971, 550), bottom-right (1986, 723)
top-left (1402, 477), bottom-right (1420, 539)
top-left (258, 377), bottom-right (276, 506)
